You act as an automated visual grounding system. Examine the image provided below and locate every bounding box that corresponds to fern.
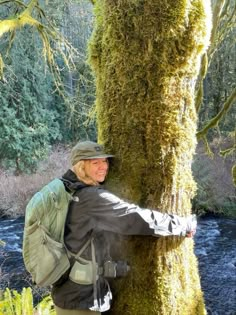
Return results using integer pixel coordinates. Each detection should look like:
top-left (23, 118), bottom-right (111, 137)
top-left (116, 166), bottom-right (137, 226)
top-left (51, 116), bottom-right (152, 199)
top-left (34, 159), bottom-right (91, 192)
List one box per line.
top-left (21, 288), bottom-right (34, 315)
top-left (0, 288), bottom-right (55, 315)
top-left (12, 290), bottom-right (22, 315)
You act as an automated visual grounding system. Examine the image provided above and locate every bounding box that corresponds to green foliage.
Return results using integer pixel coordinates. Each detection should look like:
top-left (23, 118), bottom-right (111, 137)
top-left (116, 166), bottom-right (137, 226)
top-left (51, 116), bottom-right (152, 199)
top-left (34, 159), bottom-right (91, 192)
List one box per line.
top-left (0, 287), bottom-right (55, 315)
top-left (0, 0), bottom-right (78, 96)
top-left (36, 295), bottom-right (55, 315)
top-left (0, 1), bottom-right (97, 173)
top-left (0, 29), bottom-right (61, 173)
top-left (197, 1), bottom-right (236, 138)
top-left (0, 1), bottom-right (97, 174)
top-left (57, 63), bottom-right (96, 143)
top-left (196, 1), bottom-right (236, 190)
top-left (53, 1), bottom-right (96, 143)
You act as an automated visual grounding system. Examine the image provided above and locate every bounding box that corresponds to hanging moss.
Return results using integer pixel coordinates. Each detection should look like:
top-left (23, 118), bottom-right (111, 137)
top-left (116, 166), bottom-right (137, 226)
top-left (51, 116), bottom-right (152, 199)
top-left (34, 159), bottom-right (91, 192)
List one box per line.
top-left (88, 0), bottom-right (211, 314)
top-left (232, 164), bottom-right (236, 187)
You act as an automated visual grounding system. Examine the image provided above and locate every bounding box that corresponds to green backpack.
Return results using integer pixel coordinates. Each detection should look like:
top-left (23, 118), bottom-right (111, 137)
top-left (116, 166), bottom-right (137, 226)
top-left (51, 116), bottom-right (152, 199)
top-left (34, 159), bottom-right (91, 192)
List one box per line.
top-left (22, 178), bottom-right (73, 287)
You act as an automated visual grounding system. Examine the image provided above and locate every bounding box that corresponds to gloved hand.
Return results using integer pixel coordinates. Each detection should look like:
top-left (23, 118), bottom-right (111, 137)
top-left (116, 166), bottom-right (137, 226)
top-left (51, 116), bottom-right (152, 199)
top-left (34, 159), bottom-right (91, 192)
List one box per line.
top-left (186, 214), bottom-right (197, 238)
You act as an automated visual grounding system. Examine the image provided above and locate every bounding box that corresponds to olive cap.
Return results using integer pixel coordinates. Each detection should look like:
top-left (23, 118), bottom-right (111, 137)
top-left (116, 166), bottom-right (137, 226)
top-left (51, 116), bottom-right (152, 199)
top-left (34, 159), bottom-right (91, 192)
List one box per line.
top-left (71, 141), bottom-right (114, 166)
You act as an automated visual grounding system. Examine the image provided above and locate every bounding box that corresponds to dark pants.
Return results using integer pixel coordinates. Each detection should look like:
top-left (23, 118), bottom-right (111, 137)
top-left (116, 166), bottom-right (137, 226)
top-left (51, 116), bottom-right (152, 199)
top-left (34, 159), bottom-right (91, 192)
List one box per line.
top-left (54, 305), bottom-right (101, 315)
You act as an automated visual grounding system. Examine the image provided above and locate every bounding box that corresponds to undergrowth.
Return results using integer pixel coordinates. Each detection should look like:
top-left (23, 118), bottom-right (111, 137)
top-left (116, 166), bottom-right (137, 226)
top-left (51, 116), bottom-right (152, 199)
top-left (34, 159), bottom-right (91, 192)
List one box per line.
top-left (0, 287), bottom-right (55, 315)
top-left (192, 141), bottom-right (236, 218)
top-left (0, 145), bottom-right (70, 218)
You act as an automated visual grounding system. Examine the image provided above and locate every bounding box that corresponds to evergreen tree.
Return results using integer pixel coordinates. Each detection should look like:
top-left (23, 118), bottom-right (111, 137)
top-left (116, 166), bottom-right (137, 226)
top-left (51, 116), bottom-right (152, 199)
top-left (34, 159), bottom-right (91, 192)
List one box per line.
top-left (0, 30), bottom-right (61, 173)
top-left (0, 0), bottom-right (97, 171)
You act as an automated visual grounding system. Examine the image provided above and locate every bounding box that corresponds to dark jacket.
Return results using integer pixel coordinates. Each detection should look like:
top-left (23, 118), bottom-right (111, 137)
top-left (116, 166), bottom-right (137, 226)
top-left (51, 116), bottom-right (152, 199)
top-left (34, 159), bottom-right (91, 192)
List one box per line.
top-left (51, 169), bottom-right (193, 311)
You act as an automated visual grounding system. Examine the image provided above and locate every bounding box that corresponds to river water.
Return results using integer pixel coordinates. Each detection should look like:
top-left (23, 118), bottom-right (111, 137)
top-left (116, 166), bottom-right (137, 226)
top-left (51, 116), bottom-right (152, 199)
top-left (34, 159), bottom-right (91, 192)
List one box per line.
top-left (194, 216), bottom-right (236, 315)
top-left (0, 216), bottom-right (235, 314)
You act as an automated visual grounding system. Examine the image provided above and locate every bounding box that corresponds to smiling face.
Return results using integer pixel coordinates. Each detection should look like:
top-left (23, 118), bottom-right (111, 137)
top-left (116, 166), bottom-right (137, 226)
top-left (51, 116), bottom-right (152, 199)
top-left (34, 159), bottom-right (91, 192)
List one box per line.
top-left (84, 158), bottom-right (109, 183)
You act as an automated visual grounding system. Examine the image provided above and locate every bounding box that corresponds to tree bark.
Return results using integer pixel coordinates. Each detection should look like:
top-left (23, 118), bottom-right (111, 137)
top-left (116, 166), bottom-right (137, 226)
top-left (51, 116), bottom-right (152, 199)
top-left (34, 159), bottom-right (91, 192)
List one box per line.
top-left (88, 1), bottom-right (212, 314)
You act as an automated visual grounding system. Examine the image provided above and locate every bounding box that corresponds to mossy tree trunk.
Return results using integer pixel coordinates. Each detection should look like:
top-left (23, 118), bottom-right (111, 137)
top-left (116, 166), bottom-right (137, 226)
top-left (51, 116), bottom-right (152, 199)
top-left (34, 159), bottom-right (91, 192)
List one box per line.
top-left (88, 1), bottom-right (212, 314)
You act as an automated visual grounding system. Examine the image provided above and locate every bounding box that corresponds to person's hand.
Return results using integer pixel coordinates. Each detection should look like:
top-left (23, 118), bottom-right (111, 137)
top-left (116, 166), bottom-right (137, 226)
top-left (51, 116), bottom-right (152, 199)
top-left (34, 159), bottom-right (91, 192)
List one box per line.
top-left (186, 214), bottom-right (197, 238)
top-left (186, 230), bottom-right (196, 238)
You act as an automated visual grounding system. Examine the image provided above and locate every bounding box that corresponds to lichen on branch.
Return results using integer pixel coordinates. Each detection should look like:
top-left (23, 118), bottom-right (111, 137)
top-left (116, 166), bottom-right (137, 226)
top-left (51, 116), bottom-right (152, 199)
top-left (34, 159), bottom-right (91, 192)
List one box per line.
top-left (0, 0), bottom-right (78, 96)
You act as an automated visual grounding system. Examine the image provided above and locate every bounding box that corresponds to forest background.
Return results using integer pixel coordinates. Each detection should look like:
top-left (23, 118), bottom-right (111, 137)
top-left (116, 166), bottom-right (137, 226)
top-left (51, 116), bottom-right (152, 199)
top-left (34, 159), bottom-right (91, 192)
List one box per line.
top-left (0, 0), bottom-right (235, 219)
top-left (0, 0), bottom-right (235, 313)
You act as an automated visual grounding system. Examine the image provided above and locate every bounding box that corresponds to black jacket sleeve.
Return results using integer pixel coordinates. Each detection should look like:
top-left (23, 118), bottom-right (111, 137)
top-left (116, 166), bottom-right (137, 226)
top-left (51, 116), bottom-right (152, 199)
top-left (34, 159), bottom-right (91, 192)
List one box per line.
top-left (78, 186), bottom-right (195, 237)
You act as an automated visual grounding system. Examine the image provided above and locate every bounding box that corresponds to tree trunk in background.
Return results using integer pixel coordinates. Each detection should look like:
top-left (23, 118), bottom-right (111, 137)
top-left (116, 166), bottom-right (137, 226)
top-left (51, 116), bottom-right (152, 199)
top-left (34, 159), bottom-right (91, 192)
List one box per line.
top-left (88, 1), bottom-right (212, 314)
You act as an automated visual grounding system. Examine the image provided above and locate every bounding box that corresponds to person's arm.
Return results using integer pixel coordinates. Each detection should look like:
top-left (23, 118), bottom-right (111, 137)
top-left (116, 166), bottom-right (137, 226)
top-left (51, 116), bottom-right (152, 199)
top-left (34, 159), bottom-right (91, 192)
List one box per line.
top-left (87, 188), bottom-right (196, 237)
top-left (135, 208), bottom-right (197, 237)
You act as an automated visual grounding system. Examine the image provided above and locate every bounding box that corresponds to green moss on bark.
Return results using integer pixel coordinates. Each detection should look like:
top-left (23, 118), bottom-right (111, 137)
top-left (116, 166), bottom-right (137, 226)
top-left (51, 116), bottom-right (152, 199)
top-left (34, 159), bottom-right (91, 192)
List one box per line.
top-left (88, 0), bottom-right (211, 314)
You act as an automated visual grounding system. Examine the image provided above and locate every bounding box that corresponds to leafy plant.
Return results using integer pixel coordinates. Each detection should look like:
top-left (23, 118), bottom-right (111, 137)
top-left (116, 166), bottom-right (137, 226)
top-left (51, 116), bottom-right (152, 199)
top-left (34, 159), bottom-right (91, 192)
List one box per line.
top-left (0, 287), bottom-right (55, 315)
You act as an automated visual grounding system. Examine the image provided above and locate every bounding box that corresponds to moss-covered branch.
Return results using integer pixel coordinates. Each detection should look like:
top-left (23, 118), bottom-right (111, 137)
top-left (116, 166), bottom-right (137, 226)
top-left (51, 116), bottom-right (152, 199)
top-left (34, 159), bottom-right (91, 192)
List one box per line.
top-left (197, 87), bottom-right (236, 140)
top-left (220, 144), bottom-right (236, 157)
top-left (232, 164), bottom-right (236, 186)
top-left (208, 0), bottom-right (236, 62)
top-left (0, 0), bottom-right (77, 95)
top-left (0, 0), bottom-right (38, 37)
top-left (208, 0), bottom-right (226, 59)
top-left (195, 0), bottom-right (235, 113)
top-left (195, 53), bottom-right (208, 113)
